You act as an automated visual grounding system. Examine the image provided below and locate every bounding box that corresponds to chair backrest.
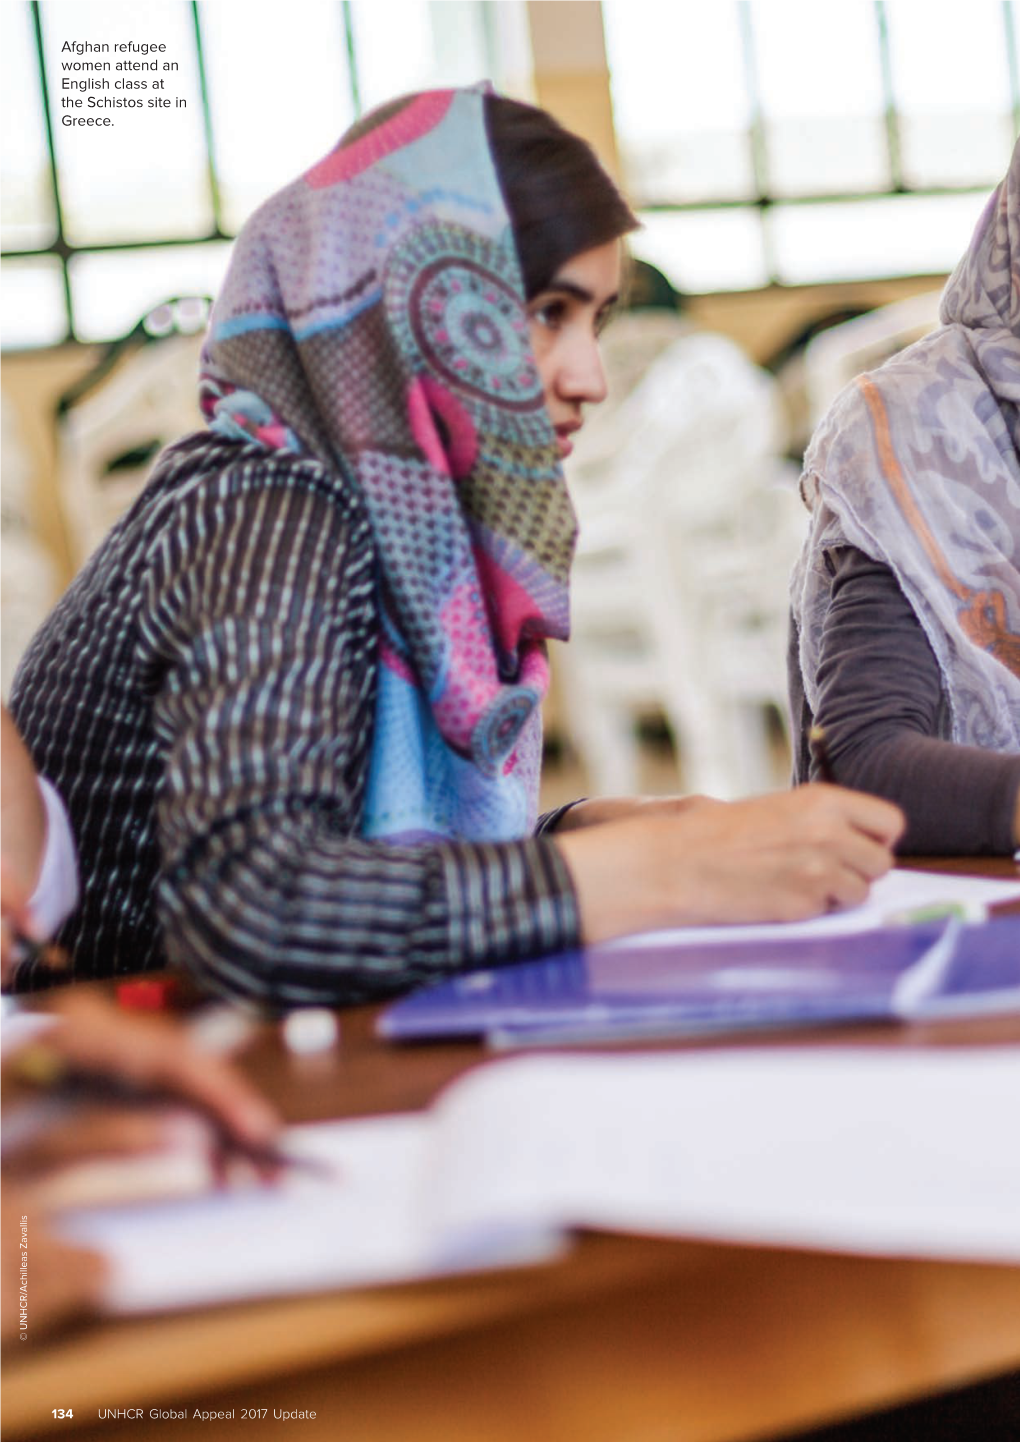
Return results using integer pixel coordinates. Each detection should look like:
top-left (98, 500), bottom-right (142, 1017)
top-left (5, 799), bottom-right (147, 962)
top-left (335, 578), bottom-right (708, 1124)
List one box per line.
top-left (803, 290), bottom-right (943, 426)
top-left (559, 330), bottom-right (805, 797)
top-left (570, 330), bottom-right (786, 541)
top-left (58, 331), bottom-right (204, 567)
top-left (1, 393), bottom-right (61, 696)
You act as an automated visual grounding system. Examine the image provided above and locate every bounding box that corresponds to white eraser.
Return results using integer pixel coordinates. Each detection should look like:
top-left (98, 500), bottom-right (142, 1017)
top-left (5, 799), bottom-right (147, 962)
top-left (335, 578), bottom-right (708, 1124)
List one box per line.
top-left (281, 1007), bottom-right (339, 1055)
top-left (188, 1004), bottom-right (259, 1056)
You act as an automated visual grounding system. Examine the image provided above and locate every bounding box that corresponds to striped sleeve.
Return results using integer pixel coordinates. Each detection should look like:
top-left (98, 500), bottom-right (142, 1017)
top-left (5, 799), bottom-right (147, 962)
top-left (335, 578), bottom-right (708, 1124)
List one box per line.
top-left (139, 457), bottom-right (579, 1007)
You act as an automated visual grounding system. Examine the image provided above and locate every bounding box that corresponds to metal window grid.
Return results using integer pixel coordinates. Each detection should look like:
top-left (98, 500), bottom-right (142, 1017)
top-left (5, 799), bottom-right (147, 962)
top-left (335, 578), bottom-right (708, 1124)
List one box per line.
top-left (3, 0), bottom-right (1019, 347)
top-left (2, 0), bottom-right (363, 345)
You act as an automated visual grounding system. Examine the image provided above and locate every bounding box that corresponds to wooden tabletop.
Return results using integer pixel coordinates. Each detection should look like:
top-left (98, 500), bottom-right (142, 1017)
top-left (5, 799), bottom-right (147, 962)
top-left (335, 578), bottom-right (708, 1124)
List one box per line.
top-left (4, 857), bottom-right (1019, 1441)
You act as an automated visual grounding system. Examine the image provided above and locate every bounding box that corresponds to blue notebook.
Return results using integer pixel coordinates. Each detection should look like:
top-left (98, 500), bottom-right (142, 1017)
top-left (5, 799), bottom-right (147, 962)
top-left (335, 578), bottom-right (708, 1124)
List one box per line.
top-left (377, 916), bottom-right (1020, 1045)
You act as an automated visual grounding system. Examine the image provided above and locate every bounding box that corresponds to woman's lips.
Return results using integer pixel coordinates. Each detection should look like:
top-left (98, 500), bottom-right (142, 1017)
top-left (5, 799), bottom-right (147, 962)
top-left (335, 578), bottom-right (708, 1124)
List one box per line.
top-left (556, 427), bottom-right (579, 459)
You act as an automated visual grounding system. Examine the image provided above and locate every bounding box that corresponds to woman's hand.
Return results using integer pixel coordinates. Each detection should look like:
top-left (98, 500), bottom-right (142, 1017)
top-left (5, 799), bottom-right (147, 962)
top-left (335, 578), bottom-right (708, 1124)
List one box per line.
top-left (1, 703), bottom-right (48, 984)
top-left (5, 992), bottom-right (279, 1164)
top-left (554, 784), bottom-right (905, 943)
top-left (552, 795), bottom-right (722, 831)
top-left (2, 994), bottom-right (283, 1339)
top-left (1, 1191), bottom-right (107, 1345)
top-left (4, 993), bottom-right (281, 1201)
top-left (0, 707), bottom-right (46, 903)
top-left (1, 861), bottom-right (31, 984)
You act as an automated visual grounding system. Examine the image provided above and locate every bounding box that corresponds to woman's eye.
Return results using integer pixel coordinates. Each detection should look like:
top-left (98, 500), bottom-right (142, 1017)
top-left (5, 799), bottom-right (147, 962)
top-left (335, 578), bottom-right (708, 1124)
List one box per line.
top-left (532, 298), bottom-right (567, 329)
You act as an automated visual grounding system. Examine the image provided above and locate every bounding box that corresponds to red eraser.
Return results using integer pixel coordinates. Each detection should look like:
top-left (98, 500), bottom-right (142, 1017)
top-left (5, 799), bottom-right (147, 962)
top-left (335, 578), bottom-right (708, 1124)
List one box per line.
top-left (115, 978), bottom-right (179, 1011)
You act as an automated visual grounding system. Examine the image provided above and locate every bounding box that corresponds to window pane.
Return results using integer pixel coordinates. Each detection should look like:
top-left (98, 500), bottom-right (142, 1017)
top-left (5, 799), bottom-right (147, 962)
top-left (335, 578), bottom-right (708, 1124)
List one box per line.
top-left (887, 2), bottom-right (1013, 186)
top-left (69, 242), bottom-right (231, 341)
top-left (351, 0), bottom-right (491, 113)
top-left (898, 112), bottom-right (1015, 190)
top-left (40, 0), bottom-right (212, 245)
top-left (769, 192), bottom-right (991, 285)
top-left (200, 0), bottom-right (355, 235)
top-left (476, 0), bottom-right (532, 91)
top-left (1, 2), bottom-right (58, 249)
top-left (752, 0), bottom-right (888, 194)
top-left (1, 257), bottom-right (67, 347)
top-left (765, 113), bottom-right (891, 198)
top-left (604, 0), bottom-right (754, 202)
top-left (632, 208), bottom-right (768, 294)
top-left (430, 2), bottom-right (495, 80)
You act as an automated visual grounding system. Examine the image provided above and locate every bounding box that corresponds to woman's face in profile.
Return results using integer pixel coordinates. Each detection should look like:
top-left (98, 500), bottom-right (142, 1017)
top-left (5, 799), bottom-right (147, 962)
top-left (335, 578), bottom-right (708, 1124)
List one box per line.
top-left (526, 239), bottom-right (621, 460)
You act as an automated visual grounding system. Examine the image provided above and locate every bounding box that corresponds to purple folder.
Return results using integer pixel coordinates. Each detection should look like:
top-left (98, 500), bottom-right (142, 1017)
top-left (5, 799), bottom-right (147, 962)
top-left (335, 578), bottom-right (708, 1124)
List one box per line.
top-left (377, 916), bottom-right (1020, 1045)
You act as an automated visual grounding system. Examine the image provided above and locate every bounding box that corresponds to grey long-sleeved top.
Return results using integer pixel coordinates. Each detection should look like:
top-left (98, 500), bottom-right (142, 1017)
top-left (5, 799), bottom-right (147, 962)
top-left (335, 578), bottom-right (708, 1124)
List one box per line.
top-left (789, 545), bottom-right (1020, 854)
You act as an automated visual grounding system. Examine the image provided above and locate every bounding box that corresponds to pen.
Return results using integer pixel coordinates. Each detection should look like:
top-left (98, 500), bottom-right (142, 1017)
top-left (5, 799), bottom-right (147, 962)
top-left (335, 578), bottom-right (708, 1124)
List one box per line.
top-left (808, 724), bottom-right (836, 784)
top-left (11, 935), bottom-right (70, 973)
top-left (6, 1044), bottom-right (334, 1182)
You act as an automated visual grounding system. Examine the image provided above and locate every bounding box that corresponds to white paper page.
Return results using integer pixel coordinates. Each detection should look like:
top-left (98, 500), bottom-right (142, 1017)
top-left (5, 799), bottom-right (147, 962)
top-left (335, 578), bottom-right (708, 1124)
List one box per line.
top-left (600, 868), bottom-right (1020, 952)
top-left (0, 1009), bottom-right (59, 1052)
top-left (51, 1046), bottom-right (1020, 1313)
top-left (57, 1114), bottom-right (436, 1313)
top-left (428, 1048), bottom-right (1020, 1264)
top-left (55, 1109), bottom-right (563, 1315)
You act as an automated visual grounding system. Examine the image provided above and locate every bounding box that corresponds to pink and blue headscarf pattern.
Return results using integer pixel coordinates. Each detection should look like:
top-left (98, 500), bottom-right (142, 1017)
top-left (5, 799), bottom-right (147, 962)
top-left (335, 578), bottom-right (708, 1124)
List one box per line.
top-left (199, 88), bottom-right (577, 841)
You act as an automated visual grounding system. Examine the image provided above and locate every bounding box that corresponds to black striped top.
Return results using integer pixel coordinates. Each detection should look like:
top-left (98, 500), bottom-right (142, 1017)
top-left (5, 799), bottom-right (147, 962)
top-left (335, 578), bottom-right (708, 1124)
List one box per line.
top-left (9, 434), bottom-right (579, 1006)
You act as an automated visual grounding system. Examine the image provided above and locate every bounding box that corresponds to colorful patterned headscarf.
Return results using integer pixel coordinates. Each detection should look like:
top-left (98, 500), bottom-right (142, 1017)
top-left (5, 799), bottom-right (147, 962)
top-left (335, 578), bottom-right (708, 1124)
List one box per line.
top-left (199, 87), bottom-right (578, 841)
top-left (791, 138), bottom-right (1020, 750)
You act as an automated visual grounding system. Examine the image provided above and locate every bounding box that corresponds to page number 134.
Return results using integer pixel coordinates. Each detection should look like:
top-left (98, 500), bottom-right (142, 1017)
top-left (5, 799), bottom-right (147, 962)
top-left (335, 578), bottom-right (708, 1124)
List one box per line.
top-left (52, 1411), bottom-right (73, 1419)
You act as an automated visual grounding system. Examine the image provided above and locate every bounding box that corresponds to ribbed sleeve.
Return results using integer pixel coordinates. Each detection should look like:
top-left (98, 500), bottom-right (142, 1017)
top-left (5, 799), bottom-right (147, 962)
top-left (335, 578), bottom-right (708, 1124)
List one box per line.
top-left (790, 546), bottom-right (1020, 855)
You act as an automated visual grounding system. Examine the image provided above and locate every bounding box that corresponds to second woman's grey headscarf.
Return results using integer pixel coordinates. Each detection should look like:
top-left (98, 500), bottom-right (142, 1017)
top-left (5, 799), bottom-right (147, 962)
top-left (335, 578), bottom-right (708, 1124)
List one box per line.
top-left (790, 140), bottom-right (1020, 750)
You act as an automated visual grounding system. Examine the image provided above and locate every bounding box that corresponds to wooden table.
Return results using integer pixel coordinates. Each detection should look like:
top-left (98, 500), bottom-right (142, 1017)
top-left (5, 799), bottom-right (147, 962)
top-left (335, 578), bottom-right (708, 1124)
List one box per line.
top-left (5, 859), bottom-right (1020, 1442)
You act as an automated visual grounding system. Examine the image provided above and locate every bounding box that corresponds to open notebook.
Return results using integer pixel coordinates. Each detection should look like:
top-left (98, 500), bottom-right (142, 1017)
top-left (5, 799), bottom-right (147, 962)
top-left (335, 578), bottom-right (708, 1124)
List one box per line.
top-left (56, 1045), bottom-right (1020, 1314)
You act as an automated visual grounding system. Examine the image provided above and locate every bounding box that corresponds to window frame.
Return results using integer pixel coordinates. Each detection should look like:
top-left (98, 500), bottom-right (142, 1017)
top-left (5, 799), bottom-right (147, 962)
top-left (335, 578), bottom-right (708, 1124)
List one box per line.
top-left (5, 0), bottom-right (1019, 346)
top-left (607, 0), bottom-right (1020, 290)
top-left (1, 0), bottom-right (363, 348)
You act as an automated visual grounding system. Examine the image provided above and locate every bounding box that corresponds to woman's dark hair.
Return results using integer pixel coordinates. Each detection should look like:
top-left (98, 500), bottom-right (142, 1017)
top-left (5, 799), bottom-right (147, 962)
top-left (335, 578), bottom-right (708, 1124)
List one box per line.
top-left (484, 94), bottom-right (639, 298)
top-left (341, 91), bottom-right (639, 301)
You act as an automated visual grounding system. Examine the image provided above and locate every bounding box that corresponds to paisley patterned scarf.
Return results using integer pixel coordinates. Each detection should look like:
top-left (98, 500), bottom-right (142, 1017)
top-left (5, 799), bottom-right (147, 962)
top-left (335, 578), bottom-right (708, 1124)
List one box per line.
top-left (199, 87), bottom-right (577, 841)
top-left (791, 139), bottom-right (1020, 750)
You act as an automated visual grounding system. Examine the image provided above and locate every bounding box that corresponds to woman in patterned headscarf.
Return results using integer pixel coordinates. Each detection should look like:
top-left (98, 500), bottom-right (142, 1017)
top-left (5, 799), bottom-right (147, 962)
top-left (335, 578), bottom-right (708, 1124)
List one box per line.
top-left (11, 87), bottom-right (900, 1003)
top-left (790, 140), bottom-right (1020, 854)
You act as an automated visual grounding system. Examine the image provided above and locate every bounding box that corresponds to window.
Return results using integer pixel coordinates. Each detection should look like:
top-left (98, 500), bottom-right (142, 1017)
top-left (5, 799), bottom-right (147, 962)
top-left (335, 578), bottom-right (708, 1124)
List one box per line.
top-left (1, 0), bottom-right (515, 348)
top-left (602, 0), bottom-right (1019, 292)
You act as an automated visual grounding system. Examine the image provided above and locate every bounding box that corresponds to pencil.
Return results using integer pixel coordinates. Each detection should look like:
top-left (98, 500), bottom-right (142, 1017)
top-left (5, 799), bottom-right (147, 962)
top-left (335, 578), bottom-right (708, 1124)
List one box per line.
top-left (11, 936), bottom-right (71, 972)
top-left (808, 725), bottom-right (837, 784)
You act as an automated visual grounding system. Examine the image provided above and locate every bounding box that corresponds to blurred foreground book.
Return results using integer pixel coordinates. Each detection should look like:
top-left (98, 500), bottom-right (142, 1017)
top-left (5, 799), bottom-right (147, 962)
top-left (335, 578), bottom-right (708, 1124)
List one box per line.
top-left (57, 1043), bottom-right (1020, 1314)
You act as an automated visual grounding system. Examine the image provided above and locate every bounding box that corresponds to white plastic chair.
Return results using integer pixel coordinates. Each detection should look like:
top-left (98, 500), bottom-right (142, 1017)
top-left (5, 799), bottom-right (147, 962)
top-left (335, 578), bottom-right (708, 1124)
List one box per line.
top-left (1, 394), bottom-right (61, 697)
top-left (803, 290), bottom-right (943, 426)
top-left (58, 304), bottom-right (207, 568)
top-left (559, 329), bottom-right (806, 799)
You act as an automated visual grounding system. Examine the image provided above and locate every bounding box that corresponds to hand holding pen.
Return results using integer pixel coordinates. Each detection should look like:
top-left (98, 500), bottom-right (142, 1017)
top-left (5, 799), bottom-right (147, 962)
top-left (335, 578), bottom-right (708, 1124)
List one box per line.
top-left (2, 990), bottom-right (327, 1188)
top-left (2, 989), bottom-right (297, 1340)
top-left (0, 858), bottom-right (71, 990)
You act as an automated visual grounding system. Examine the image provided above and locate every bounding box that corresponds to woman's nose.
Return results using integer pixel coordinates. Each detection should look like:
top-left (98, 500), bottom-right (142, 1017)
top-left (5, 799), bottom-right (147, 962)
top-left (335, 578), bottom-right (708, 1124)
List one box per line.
top-left (559, 335), bottom-right (608, 407)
